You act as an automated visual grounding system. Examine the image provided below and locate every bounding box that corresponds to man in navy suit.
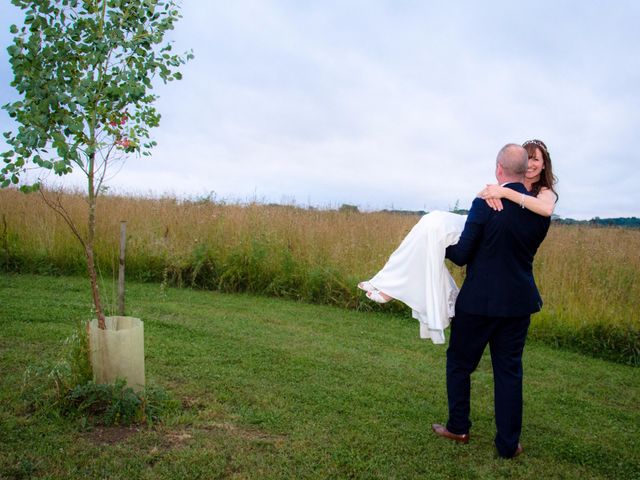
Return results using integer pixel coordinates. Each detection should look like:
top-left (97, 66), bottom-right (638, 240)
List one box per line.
top-left (431, 144), bottom-right (550, 458)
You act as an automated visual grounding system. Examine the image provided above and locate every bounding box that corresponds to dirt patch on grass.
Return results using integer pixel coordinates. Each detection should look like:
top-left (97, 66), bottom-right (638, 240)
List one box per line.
top-left (81, 422), bottom-right (286, 449)
top-left (83, 425), bottom-right (142, 445)
top-left (181, 395), bottom-right (207, 410)
top-left (164, 430), bottom-right (194, 447)
top-left (201, 422), bottom-right (287, 444)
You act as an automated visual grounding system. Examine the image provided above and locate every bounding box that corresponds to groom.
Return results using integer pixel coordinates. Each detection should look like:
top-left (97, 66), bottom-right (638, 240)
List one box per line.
top-left (432, 144), bottom-right (550, 458)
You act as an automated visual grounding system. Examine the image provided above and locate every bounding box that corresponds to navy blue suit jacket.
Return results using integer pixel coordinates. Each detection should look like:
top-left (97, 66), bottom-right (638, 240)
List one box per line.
top-left (445, 183), bottom-right (550, 317)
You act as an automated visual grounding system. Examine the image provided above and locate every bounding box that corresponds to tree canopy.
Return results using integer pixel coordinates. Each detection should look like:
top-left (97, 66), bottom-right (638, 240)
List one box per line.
top-left (1, 0), bottom-right (193, 191)
top-left (1, 0), bottom-right (193, 328)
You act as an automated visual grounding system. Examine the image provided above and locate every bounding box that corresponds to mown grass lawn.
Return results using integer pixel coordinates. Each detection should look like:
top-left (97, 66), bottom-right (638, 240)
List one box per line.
top-left (0, 273), bottom-right (638, 479)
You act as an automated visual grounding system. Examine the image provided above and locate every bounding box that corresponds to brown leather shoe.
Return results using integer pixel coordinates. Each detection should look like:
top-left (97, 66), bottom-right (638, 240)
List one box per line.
top-left (511, 443), bottom-right (524, 458)
top-left (431, 424), bottom-right (470, 444)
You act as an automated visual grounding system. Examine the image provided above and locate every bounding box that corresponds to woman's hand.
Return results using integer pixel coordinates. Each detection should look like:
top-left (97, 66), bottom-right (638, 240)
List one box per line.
top-left (477, 184), bottom-right (506, 211)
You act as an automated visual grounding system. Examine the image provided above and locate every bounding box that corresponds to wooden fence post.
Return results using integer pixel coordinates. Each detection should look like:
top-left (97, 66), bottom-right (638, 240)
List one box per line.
top-left (118, 221), bottom-right (127, 316)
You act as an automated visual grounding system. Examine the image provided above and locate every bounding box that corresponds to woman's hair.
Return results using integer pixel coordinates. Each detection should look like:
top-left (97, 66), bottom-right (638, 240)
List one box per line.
top-left (522, 139), bottom-right (558, 201)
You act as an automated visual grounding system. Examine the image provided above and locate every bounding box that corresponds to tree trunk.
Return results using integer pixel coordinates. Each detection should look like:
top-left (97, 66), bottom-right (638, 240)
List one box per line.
top-left (87, 150), bottom-right (106, 329)
top-left (86, 243), bottom-right (106, 329)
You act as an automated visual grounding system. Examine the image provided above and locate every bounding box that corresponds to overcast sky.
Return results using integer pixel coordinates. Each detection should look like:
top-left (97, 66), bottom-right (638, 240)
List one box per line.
top-left (1, 1), bottom-right (639, 219)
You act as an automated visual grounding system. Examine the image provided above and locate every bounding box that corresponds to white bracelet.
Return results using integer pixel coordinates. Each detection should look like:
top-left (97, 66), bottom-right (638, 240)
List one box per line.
top-left (520, 193), bottom-right (525, 209)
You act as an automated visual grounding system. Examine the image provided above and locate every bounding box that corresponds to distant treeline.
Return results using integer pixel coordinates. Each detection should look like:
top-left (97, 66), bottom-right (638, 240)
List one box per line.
top-left (228, 203), bottom-right (640, 228)
top-left (375, 206), bottom-right (640, 229)
top-left (552, 216), bottom-right (640, 228)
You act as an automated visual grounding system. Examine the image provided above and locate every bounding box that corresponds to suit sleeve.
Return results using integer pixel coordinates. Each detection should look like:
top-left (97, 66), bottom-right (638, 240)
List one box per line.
top-left (445, 198), bottom-right (491, 266)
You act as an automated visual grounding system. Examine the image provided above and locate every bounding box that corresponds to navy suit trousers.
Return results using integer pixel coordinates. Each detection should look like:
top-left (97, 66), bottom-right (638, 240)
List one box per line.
top-left (445, 310), bottom-right (530, 458)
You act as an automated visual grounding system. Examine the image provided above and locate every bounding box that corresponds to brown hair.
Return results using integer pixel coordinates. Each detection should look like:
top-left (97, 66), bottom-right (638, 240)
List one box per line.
top-left (522, 139), bottom-right (558, 201)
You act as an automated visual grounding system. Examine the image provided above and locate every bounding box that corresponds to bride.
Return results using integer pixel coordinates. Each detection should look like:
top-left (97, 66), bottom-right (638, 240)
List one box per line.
top-left (358, 139), bottom-right (558, 344)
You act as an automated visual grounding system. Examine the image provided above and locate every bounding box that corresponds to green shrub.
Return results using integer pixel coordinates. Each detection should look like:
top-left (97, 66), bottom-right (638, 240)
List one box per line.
top-left (20, 322), bottom-right (177, 425)
top-left (64, 379), bottom-right (176, 426)
top-left (530, 315), bottom-right (639, 366)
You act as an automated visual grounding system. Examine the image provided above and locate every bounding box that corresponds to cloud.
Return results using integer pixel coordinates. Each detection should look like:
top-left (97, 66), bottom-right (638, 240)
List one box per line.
top-left (1, 1), bottom-right (638, 219)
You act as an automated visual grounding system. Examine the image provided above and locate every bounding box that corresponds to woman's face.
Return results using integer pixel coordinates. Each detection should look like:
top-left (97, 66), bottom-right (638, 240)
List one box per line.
top-left (526, 148), bottom-right (545, 182)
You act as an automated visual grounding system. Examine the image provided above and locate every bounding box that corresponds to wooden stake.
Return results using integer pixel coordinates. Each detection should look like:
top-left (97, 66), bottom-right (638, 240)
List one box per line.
top-left (118, 221), bottom-right (127, 316)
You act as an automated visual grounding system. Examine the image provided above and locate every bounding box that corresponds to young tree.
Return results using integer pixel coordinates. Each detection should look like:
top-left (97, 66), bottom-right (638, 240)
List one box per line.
top-left (1, 0), bottom-right (193, 329)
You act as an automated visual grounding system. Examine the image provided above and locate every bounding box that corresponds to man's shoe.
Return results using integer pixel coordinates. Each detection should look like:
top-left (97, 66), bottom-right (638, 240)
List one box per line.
top-left (511, 443), bottom-right (524, 458)
top-left (431, 424), bottom-right (470, 444)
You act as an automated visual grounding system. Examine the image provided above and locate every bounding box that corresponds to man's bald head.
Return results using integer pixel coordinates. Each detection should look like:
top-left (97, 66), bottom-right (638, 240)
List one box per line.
top-left (496, 144), bottom-right (528, 183)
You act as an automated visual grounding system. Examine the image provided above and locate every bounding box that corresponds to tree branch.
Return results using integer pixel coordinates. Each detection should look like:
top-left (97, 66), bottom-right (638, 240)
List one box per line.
top-left (38, 187), bottom-right (87, 251)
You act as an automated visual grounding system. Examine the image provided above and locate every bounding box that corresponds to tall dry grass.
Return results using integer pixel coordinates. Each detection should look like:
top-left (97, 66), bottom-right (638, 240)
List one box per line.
top-left (530, 225), bottom-right (639, 363)
top-left (1, 188), bottom-right (638, 364)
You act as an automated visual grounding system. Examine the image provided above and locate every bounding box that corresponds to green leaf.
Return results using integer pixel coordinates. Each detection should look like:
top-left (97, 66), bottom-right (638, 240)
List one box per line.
top-left (53, 160), bottom-right (70, 175)
top-left (6, 45), bottom-right (20, 57)
top-left (19, 182), bottom-right (40, 193)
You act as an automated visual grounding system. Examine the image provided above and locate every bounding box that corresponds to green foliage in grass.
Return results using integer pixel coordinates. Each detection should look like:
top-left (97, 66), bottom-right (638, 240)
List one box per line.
top-left (20, 321), bottom-right (92, 414)
top-left (0, 273), bottom-right (638, 479)
top-left (531, 311), bottom-right (640, 366)
top-left (64, 379), bottom-right (176, 427)
top-left (18, 318), bottom-right (176, 427)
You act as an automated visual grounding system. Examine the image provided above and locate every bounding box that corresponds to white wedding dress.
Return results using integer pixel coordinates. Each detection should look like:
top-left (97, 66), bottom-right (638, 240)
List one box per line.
top-left (364, 211), bottom-right (467, 344)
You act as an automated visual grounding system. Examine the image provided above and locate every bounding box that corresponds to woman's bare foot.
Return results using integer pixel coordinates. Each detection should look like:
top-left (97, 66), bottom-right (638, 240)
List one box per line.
top-left (358, 281), bottom-right (375, 293)
top-left (366, 290), bottom-right (392, 303)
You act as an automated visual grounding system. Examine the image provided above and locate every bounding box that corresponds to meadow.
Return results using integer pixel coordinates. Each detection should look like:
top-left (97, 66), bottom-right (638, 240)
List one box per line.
top-left (1, 273), bottom-right (638, 479)
top-left (1, 187), bottom-right (638, 365)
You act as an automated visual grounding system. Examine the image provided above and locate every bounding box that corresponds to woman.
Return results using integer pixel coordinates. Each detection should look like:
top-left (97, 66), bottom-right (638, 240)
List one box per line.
top-left (358, 139), bottom-right (558, 344)
top-left (479, 139), bottom-right (558, 217)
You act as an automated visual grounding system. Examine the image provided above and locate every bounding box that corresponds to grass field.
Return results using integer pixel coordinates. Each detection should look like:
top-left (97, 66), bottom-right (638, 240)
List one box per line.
top-left (1, 188), bottom-right (639, 365)
top-left (0, 273), bottom-right (638, 479)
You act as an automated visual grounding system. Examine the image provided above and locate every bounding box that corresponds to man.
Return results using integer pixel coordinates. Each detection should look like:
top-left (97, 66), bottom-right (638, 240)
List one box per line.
top-left (431, 144), bottom-right (550, 458)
